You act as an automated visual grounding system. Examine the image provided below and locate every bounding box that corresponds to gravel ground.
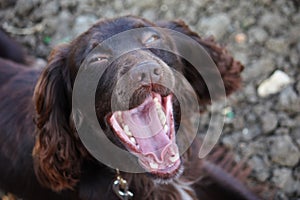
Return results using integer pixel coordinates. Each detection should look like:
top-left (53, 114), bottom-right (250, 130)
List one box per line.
top-left (0, 0), bottom-right (299, 199)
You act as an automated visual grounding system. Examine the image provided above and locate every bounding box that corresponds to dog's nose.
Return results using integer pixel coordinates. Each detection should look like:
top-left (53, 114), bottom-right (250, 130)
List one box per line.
top-left (130, 61), bottom-right (162, 83)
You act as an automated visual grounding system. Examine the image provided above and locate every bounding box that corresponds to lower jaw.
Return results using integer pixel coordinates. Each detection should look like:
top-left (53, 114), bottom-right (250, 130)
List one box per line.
top-left (141, 159), bottom-right (182, 180)
top-left (152, 164), bottom-right (184, 184)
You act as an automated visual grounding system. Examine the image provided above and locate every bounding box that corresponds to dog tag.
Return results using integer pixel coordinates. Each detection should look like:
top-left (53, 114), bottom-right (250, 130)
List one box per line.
top-left (112, 175), bottom-right (133, 200)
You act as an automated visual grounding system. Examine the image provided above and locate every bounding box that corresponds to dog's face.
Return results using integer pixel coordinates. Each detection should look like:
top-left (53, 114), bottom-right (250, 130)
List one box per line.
top-left (70, 18), bottom-right (185, 179)
top-left (33, 16), bottom-right (243, 191)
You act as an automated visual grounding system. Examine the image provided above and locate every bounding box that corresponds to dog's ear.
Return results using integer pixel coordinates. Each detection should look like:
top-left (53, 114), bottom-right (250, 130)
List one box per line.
top-left (157, 20), bottom-right (244, 106)
top-left (32, 44), bottom-right (83, 191)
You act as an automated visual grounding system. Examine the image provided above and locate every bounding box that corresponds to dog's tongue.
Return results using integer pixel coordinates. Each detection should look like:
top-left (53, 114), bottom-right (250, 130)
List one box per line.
top-left (122, 100), bottom-right (171, 162)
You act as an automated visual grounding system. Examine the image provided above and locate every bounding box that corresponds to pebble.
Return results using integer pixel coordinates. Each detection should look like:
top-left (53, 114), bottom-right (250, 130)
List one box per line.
top-left (278, 86), bottom-right (300, 113)
top-left (272, 168), bottom-right (299, 194)
top-left (248, 27), bottom-right (268, 44)
top-left (243, 57), bottom-right (275, 82)
top-left (249, 156), bottom-right (270, 182)
top-left (291, 127), bottom-right (300, 147)
top-left (73, 15), bottom-right (98, 37)
top-left (268, 135), bottom-right (300, 167)
top-left (241, 125), bottom-right (260, 141)
top-left (266, 37), bottom-right (290, 54)
top-left (198, 13), bottom-right (231, 40)
top-left (257, 70), bottom-right (293, 98)
top-left (260, 111), bottom-right (278, 133)
top-left (244, 84), bottom-right (258, 103)
top-left (259, 12), bottom-right (287, 33)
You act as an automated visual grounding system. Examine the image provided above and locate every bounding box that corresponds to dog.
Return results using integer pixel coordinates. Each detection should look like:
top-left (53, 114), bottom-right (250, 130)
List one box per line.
top-left (0, 16), bottom-right (264, 200)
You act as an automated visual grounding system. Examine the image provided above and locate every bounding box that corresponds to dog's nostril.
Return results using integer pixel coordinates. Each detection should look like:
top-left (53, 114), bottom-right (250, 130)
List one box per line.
top-left (131, 62), bottom-right (163, 83)
top-left (153, 68), bottom-right (162, 76)
top-left (137, 73), bottom-right (146, 82)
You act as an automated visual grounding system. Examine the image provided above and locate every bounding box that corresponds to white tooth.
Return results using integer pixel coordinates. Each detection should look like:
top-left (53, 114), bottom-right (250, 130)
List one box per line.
top-left (124, 125), bottom-right (129, 131)
top-left (155, 102), bottom-right (161, 109)
top-left (125, 130), bottom-right (132, 137)
top-left (158, 109), bottom-right (166, 124)
top-left (168, 163), bottom-right (175, 168)
top-left (169, 153), bottom-right (179, 163)
top-left (117, 111), bottom-right (122, 116)
top-left (154, 97), bottom-right (159, 102)
top-left (130, 137), bottom-right (137, 144)
top-left (124, 125), bottom-right (132, 136)
top-left (164, 124), bottom-right (168, 132)
top-left (149, 162), bottom-right (158, 169)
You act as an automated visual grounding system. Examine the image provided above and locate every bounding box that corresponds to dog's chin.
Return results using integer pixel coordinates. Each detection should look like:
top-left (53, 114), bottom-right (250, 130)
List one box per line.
top-left (150, 164), bottom-right (184, 184)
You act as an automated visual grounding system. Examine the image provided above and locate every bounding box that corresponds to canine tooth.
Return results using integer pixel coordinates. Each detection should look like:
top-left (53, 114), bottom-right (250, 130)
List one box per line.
top-left (149, 162), bottom-right (158, 169)
top-left (158, 109), bottom-right (166, 124)
top-left (163, 124), bottom-right (168, 132)
top-left (130, 137), bottom-right (137, 144)
top-left (154, 97), bottom-right (159, 102)
top-left (169, 153), bottom-right (179, 163)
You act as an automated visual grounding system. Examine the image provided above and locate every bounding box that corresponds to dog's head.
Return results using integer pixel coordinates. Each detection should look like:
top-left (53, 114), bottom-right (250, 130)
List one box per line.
top-left (32, 16), bottom-right (243, 191)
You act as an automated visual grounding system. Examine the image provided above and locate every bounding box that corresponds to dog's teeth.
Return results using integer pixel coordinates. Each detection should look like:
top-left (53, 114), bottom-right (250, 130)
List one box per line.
top-left (130, 137), bottom-right (137, 144)
top-left (124, 125), bottom-right (132, 136)
top-left (155, 102), bottom-right (161, 109)
top-left (158, 109), bottom-right (166, 125)
top-left (163, 124), bottom-right (168, 132)
top-left (149, 162), bottom-right (158, 169)
top-left (154, 97), bottom-right (159, 102)
top-left (169, 153), bottom-right (180, 163)
top-left (117, 111), bottom-right (122, 116)
top-left (168, 163), bottom-right (175, 168)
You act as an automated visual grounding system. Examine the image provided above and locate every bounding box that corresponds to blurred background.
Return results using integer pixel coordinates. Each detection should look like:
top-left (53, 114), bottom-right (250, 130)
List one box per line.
top-left (0, 0), bottom-right (299, 199)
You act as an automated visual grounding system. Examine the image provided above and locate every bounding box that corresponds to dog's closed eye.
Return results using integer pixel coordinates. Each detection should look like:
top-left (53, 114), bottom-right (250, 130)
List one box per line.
top-left (143, 34), bottom-right (160, 45)
top-left (89, 55), bottom-right (109, 64)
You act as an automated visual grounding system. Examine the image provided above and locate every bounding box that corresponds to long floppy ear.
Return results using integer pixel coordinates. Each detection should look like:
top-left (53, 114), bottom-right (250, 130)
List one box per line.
top-left (32, 44), bottom-right (83, 191)
top-left (157, 20), bottom-right (244, 106)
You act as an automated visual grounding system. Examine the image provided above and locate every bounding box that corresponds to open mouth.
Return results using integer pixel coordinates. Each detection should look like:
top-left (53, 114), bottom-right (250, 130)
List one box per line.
top-left (108, 92), bottom-right (181, 178)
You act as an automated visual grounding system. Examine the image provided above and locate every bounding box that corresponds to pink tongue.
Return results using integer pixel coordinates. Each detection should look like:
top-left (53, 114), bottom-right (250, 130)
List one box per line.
top-left (122, 101), bottom-right (171, 162)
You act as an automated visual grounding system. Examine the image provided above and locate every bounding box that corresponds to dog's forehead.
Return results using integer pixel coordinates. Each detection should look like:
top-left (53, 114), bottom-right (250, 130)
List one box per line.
top-left (90, 17), bottom-right (155, 41)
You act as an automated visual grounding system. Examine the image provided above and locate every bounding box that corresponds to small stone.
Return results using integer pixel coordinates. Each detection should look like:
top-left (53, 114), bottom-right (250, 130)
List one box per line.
top-left (257, 70), bottom-right (293, 98)
top-left (241, 125), bottom-right (260, 141)
top-left (198, 13), bottom-right (231, 40)
top-left (260, 111), bottom-right (278, 133)
top-left (235, 33), bottom-right (247, 43)
top-left (266, 37), bottom-right (290, 54)
top-left (291, 127), bottom-right (300, 147)
top-left (248, 27), bottom-right (268, 43)
top-left (259, 12), bottom-right (287, 32)
top-left (73, 15), bottom-right (98, 37)
top-left (243, 84), bottom-right (258, 103)
top-left (278, 87), bottom-right (300, 113)
top-left (249, 156), bottom-right (270, 182)
top-left (243, 57), bottom-right (275, 82)
top-left (247, 140), bottom-right (268, 156)
top-left (268, 135), bottom-right (300, 167)
top-left (272, 168), bottom-right (298, 194)
top-left (142, 9), bottom-right (156, 21)
top-left (222, 132), bottom-right (240, 149)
